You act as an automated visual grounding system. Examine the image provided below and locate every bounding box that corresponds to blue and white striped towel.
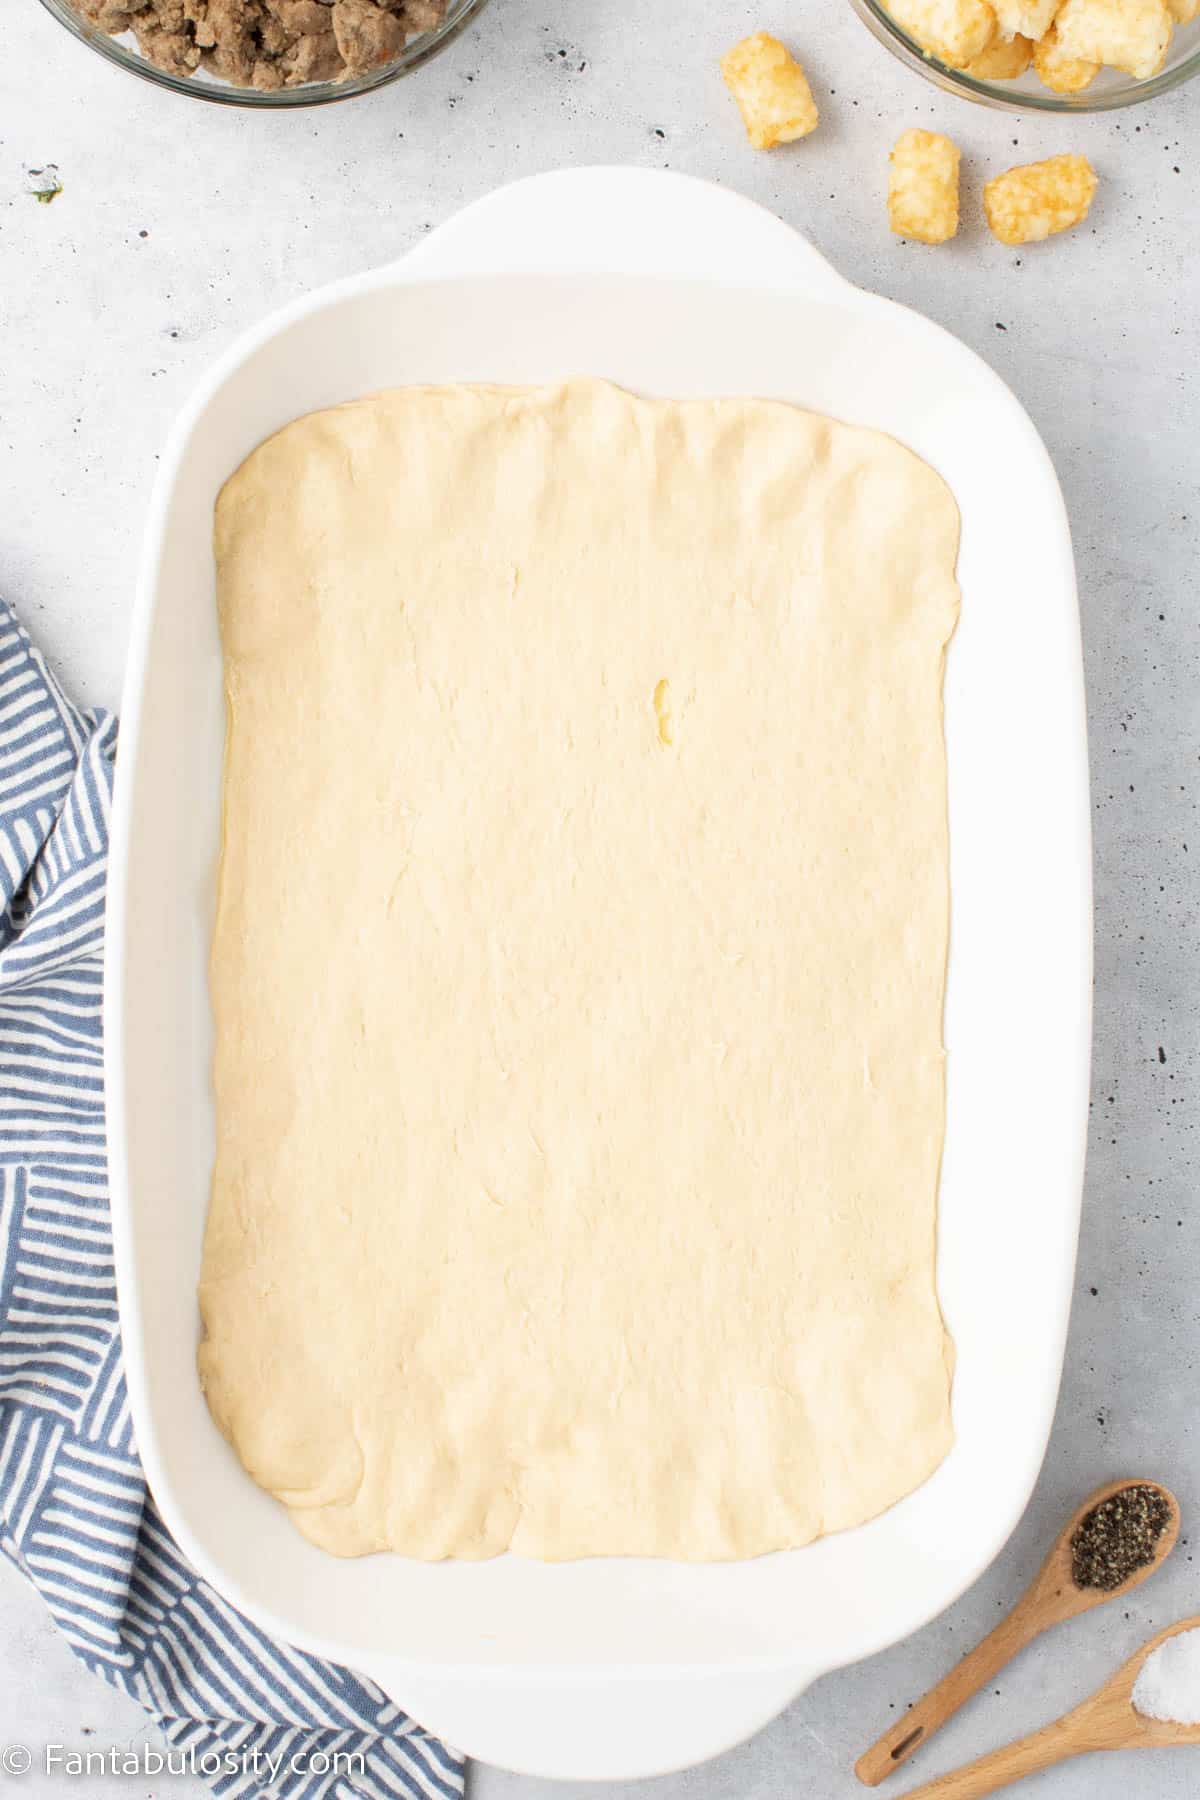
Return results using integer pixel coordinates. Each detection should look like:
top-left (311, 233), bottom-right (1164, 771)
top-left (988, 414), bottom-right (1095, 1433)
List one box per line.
top-left (0, 599), bottom-right (464, 1800)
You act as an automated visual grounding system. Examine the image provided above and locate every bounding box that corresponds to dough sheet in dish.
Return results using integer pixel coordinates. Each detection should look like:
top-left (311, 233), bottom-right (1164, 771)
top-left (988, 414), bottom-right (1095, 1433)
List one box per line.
top-left (201, 377), bottom-right (960, 1561)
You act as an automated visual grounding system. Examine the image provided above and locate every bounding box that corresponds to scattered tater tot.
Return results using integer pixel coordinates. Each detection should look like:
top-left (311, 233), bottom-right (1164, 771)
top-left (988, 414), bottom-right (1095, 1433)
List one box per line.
top-left (720, 32), bottom-right (819, 149)
top-left (1053, 0), bottom-right (1172, 79)
top-left (992, 0), bottom-right (1060, 38)
top-left (888, 129), bottom-right (961, 244)
top-left (984, 154), bottom-right (1097, 246)
top-left (1167, 0), bottom-right (1198, 22)
top-left (965, 30), bottom-right (1034, 73)
top-left (885, 0), bottom-right (998, 67)
top-left (1033, 22), bottom-right (1100, 88)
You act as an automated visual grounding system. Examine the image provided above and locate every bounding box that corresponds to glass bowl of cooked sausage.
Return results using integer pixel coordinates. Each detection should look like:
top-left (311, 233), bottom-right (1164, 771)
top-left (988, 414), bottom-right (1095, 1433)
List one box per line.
top-left (849, 0), bottom-right (1199, 109)
top-left (36, 0), bottom-right (491, 105)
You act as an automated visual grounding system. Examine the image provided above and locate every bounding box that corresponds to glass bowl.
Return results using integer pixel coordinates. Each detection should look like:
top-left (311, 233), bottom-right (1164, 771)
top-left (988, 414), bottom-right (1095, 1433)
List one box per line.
top-left (848, 0), bottom-right (1200, 110)
top-left (35, 0), bottom-right (492, 107)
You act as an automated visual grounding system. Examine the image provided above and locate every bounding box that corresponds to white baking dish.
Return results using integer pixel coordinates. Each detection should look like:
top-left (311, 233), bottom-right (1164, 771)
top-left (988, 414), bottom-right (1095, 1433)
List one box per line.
top-left (104, 167), bottom-right (1092, 1782)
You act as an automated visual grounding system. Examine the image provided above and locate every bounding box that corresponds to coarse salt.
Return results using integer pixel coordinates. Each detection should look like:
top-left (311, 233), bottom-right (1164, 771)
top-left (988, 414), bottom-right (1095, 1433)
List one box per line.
top-left (1132, 1627), bottom-right (1200, 1725)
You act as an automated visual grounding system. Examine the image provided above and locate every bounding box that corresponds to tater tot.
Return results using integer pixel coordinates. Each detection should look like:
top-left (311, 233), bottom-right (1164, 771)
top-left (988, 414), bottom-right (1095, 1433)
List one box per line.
top-left (1166, 0), bottom-right (1199, 23)
top-left (1033, 22), bottom-right (1100, 89)
top-left (888, 129), bottom-right (961, 244)
top-left (1053, 0), bottom-right (1172, 79)
top-left (720, 32), bottom-right (819, 149)
top-left (992, 0), bottom-right (1061, 38)
top-left (885, 0), bottom-right (998, 67)
top-left (984, 154), bottom-right (1097, 246)
top-left (964, 30), bottom-right (1034, 73)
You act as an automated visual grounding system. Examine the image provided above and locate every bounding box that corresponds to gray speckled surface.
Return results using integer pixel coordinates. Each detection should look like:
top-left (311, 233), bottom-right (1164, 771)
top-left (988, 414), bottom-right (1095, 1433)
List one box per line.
top-left (1, 1), bottom-right (1198, 1795)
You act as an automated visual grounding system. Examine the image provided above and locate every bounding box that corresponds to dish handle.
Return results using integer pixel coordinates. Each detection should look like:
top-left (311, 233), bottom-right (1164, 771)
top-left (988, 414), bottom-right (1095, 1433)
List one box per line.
top-left (367, 1659), bottom-right (810, 1780)
top-left (397, 165), bottom-right (852, 300)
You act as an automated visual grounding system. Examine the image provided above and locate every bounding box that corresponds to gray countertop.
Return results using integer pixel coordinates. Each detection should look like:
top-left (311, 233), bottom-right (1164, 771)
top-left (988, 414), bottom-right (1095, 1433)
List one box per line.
top-left (1, 2), bottom-right (1197, 1796)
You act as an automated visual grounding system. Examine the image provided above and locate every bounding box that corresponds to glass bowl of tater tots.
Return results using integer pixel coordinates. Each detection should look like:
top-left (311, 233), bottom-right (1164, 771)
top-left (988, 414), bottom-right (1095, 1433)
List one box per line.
top-left (850, 0), bottom-right (1199, 109)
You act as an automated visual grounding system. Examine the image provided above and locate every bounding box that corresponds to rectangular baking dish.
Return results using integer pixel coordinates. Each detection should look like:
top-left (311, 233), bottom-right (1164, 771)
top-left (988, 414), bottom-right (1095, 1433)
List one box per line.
top-left (105, 167), bottom-right (1092, 1781)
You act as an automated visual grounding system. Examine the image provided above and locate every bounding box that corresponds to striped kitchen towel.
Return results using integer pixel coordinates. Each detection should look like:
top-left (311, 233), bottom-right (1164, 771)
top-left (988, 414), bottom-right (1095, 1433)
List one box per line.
top-left (0, 599), bottom-right (463, 1800)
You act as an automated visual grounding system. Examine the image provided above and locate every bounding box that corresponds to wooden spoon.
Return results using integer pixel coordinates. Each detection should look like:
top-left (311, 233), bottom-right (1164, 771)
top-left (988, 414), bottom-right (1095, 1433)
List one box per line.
top-left (892, 1614), bottom-right (1200, 1799)
top-left (855, 1479), bottom-right (1179, 1786)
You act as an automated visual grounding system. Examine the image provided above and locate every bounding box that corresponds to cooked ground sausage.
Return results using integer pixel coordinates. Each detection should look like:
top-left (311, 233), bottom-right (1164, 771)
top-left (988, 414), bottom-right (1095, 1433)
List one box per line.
top-left (76, 0), bottom-right (448, 89)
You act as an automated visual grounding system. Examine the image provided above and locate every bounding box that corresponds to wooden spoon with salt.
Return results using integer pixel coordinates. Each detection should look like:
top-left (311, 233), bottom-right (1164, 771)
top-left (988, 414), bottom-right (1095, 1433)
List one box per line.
top-left (891, 1614), bottom-right (1200, 1800)
top-left (855, 1478), bottom-right (1179, 1786)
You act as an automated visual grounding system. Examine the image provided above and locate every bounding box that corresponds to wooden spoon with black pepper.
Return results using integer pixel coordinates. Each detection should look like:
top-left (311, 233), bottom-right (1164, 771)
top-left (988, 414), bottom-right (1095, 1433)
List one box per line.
top-left (854, 1478), bottom-right (1179, 1787)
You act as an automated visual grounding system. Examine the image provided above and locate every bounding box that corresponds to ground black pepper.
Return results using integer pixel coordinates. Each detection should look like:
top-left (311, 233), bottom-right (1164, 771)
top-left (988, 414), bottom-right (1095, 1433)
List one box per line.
top-left (1070, 1484), bottom-right (1174, 1592)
